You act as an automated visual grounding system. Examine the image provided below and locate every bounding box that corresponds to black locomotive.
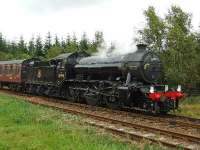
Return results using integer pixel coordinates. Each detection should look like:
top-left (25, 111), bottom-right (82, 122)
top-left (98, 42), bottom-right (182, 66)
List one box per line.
top-left (0, 44), bottom-right (184, 114)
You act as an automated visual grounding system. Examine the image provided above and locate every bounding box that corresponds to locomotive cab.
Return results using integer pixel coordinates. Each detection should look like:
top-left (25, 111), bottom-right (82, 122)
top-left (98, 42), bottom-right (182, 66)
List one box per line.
top-left (53, 51), bottom-right (90, 79)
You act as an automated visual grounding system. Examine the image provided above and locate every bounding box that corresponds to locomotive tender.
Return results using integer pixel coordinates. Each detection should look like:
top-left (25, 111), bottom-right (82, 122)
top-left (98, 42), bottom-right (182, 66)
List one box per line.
top-left (0, 44), bottom-right (184, 113)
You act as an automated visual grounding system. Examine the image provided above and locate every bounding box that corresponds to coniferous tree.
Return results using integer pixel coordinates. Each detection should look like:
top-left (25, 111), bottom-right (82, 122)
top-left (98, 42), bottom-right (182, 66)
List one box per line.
top-left (35, 35), bottom-right (44, 58)
top-left (90, 31), bottom-right (105, 53)
top-left (61, 37), bottom-right (66, 48)
top-left (46, 46), bottom-right (63, 59)
top-left (28, 36), bottom-right (35, 57)
top-left (44, 32), bottom-right (52, 55)
top-left (65, 34), bottom-right (76, 52)
top-left (66, 34), bottom-right (71, 46)
top-left (0, 33), bottom-right (3, 51)
top-left (71, 33), bottom-right (79, 51)
top-left (0, 33), bottom-right (7, 52)
top-left (10, 41), bottom-right (18, 52)
top-left (53, 34), bottom-right (61, 47)
top-left (79, 32), bottom-right (89, 51)
top-left (18, 36), bottom-right (27, 53)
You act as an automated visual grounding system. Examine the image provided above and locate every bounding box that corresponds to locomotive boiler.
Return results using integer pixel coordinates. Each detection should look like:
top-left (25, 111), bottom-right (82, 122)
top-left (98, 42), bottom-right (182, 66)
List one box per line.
top-left (75, 44), bottom-right (162, 83)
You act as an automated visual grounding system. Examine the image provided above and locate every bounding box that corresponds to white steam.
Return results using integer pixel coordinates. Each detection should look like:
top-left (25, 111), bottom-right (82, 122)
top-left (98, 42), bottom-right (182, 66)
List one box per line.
top-left (94, 42), bottom-right (137, 58)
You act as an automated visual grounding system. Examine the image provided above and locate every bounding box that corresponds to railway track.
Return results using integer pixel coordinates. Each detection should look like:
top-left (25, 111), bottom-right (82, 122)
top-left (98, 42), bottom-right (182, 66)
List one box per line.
top-left (121, 108), bottom-right (200, 129)
top-left (0, 89), bottom-right (200, 149)
top-left (2, 88), bottom-right (200, 129)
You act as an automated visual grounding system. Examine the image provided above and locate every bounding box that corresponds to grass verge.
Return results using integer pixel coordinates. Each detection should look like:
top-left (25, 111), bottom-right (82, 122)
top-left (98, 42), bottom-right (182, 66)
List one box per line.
top-left (0, 92), bottom-right (168, 150)
top-left (175, 96), bottom-right (200, 119)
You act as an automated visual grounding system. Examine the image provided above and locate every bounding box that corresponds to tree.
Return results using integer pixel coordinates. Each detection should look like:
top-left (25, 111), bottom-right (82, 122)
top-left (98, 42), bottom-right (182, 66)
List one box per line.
top-left (44, 32), bottom-right (52, 55)
top-left (163, 6), bottom-right (199, 86)
top-left (35, 35), bottom-right (44, 58)
top-left (63, 33), bottom-right (76, 53)
top-left (79, 32), bottom-right (89, 51)
top-left (17, 36), bottom-right (27, 53)
top-left (28, 36), bottom-right (35, 56)
top-left (138, 6), bottom-right (165, 52)
top-left (0, 51), bottom-right (13, 60)
top-left (9, 41), bottom-right (18, 52)
top-left (53, 34), bottom-right (61, 47)
top-left (13, 36), bottom-right (30, 59)
top-left (90, 31), bottom-right (105, 53)
top-left (66, 34), bottom-right (71, 46)
top-left (46, 46), bottom-right (64, 59)
top-left (0, 33), bottom-right (7, 52)
top-left (61, 37), bottom-right (66, 48)
top-left (72, 33), bottom-right (79, 50)
top-left (138, 5), bottom-right (200, 87)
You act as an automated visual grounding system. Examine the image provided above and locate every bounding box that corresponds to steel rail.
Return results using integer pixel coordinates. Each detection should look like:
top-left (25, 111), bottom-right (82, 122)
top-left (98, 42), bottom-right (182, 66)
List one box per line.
top-left (26, 98), bottom-right (200, 144)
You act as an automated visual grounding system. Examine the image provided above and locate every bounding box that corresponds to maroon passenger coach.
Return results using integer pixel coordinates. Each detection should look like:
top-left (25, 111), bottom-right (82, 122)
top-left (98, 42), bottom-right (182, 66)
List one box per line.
top-left (0, 59), bottom-right (40, 90)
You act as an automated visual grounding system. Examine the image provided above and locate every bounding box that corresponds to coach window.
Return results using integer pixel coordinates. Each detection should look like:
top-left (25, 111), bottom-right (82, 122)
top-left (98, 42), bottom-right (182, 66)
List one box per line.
top-left (13, 65), bottom-right (16, 74)
top-left (9, 65), bottom-right (11, 74)
top-left (16, 65), bottom-right (20, 74)
top-left (4, 66), bottom-right (6, 74)
top-left (4, 66), bottom-right (7, 74)
top-left (7, 65), bottom-right (9, 74)
top-left (0, 65), bottom-right (3, 74)
top-left (16, 65), bottom-right (18, 74)
top-left (8, 65), bottom-right (10, 74)
top-left (9, 65), bottom-right (12, 74)
top-left (1, 65), bottom-right (3, 74)
top-left (4, 66), bottom-right (6, 75)
top-left (12, 65), bottom-right (15, 74)
top-left (7, 65), bottom-right (10, 74)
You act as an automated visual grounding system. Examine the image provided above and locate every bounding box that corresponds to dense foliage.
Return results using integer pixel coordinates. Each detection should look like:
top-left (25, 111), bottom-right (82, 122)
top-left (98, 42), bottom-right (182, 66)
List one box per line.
top-left (0, 31), bottom-right (105, 60)
top-left (138, 5), bottom-right (200, 88)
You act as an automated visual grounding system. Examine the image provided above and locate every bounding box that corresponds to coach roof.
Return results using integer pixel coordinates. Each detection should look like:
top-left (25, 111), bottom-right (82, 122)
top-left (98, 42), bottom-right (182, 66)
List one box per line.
top-left (0, 60), bottom-right (24, 65)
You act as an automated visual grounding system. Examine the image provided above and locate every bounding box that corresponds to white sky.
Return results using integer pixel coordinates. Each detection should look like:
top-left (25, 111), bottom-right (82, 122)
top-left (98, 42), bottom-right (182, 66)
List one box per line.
top-left (0, 0), bottom-right (200, 50)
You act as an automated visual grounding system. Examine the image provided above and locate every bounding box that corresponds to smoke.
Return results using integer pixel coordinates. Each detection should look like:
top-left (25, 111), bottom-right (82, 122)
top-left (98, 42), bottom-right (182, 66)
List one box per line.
top-left (94, 42), bottom-right (137, 58)
top-left (94, 26), bottom-right (140, 58)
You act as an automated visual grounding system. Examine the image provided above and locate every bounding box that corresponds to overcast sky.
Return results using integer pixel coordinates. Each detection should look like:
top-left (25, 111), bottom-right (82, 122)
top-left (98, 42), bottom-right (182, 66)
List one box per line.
top-left (0, 0), bottom-right (200, 50)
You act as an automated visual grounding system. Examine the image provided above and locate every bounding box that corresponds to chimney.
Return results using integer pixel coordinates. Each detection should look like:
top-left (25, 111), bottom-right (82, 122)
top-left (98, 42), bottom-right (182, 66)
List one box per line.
top-left (136, 43), bottom-right (147, 52)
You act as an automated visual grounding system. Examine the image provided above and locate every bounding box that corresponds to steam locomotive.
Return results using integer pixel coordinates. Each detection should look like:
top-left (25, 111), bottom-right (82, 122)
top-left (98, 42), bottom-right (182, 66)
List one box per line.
top-left (0, 44), bottom-right (184, 114)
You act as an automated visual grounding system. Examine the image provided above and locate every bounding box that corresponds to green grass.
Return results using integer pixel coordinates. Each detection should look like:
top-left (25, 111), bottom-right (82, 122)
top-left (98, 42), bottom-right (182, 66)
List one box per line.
top-left (175, 96), bottom-right (200, 118)
top-left (0, 92), bottom-right (168, 150)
